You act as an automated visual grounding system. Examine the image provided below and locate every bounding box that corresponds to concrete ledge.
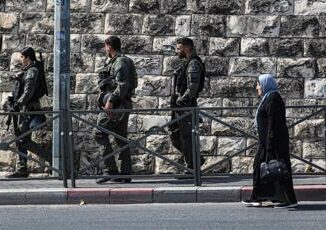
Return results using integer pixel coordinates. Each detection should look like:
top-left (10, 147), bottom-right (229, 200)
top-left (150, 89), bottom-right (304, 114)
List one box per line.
top-left (240, 185), bottom-right (326, 201)
top-left (110, 188), bottom-right (153, 204)
top-left (25, 188), bottom-right (67, 205)
top-left (294, 185), bottom-right (326, 201)
top-left (67, 188), bottom-right (110, 204)
top-left (197, 187), bottom-right (241, 202)
top-left (0, 189), bottom-right (26, 205)
top-left (153, 187), bottom-right (197, 203)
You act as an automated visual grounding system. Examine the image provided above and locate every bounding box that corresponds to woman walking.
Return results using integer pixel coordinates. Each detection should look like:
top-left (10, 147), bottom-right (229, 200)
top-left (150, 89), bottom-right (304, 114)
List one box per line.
top-left (242, 74), bottom-right (297, 208)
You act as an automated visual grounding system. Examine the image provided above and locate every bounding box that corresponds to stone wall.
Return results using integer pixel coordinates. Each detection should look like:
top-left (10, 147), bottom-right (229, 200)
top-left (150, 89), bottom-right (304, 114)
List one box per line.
top-left (1, 0), bottom-right (326, 175)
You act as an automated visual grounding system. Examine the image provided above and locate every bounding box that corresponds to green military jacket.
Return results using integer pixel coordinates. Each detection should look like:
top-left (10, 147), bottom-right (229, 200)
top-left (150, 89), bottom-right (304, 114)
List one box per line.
top-left (176, 50), bottom-right (204, 106)
top-left (100, 53), bottom-right (137, 104)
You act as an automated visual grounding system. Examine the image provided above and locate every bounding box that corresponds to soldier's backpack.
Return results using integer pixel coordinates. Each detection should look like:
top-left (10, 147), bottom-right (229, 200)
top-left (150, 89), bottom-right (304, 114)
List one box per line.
top-left (120, 55), bottom-right (138, 96)
top-left (191, 56), bottom-right (206, 95)
top-left (30, 53), bottom-right (48, 101)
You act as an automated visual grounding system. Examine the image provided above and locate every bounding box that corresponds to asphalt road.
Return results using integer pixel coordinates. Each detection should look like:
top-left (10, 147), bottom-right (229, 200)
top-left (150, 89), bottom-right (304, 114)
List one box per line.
top-left (0, 202), bottom-right (325, 230)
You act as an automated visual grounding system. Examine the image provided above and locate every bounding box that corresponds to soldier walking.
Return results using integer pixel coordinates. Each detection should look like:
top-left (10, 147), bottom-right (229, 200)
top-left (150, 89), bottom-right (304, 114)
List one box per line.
top-left (170, 37), bottom-right (206, 172)
top-left (95, 36), bottom-right (137, 184)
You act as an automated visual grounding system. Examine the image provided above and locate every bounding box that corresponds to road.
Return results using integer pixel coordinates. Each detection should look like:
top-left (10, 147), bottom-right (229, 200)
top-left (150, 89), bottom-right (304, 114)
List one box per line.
top-left (0, 202), bottom-right (325, 230)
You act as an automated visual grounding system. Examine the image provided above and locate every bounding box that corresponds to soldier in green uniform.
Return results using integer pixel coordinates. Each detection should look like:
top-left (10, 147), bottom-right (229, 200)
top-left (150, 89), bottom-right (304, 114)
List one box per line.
top-left (6, 47), bottom-right (50, 178)
top-left (170, 37), bottom-right (206, 172)
top-left (95, 36), bottom-right (137, 184)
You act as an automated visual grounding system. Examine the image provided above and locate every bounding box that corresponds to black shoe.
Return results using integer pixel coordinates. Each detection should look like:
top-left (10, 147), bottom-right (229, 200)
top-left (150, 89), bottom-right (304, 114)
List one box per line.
top-left (6, 170), bottom-right (29, 178)
top-left (274, 202), bottom-right (298, 209)
top-left (96, 170), bottom-right (119, 184)
top-left (111, 178), bottom-right (132, 183)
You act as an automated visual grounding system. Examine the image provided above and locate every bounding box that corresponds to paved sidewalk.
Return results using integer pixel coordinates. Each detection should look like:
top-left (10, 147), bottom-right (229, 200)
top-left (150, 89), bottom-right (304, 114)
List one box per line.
top-left (0, 175), bottom-right (325, 205)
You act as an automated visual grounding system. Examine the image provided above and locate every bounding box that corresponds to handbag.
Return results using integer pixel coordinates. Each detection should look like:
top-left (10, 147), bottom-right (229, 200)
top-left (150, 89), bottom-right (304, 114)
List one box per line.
top-left (260, 152), bottom-right (289, 183)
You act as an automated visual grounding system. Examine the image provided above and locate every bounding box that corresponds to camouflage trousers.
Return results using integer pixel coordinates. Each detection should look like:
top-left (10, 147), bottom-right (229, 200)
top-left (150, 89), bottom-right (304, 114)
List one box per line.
top-left (16, 114), bottom-right (51, 171)
top-left (94, 101), bottom-right (132, 175)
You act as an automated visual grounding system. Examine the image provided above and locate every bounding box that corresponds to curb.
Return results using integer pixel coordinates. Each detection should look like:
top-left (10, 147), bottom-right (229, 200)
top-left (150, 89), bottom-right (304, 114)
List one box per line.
top-left (0, 185), bottom-right (325, 205)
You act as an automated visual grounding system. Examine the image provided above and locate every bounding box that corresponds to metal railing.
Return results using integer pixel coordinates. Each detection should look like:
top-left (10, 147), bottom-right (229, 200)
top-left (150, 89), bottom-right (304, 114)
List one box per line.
top-left (1, 105), bottom-right (326, 188)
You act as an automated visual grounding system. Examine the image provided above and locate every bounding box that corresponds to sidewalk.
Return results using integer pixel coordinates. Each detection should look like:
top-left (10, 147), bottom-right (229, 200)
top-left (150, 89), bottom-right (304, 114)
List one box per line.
top-left (0, 175), bottom-right (325, 205)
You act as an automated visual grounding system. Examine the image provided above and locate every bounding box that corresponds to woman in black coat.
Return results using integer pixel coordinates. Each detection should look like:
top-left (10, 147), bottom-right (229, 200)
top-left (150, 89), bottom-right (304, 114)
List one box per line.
top-left (243, 74), bottom-right (297, 208)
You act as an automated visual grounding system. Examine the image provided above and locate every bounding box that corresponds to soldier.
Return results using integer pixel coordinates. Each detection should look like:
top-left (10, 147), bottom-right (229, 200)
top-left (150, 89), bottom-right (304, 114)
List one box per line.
top-left (170, 37), bottom-right (206, 173)
top-left (95, 36), bottom-right (137, 184)
top-left (6, 47), bottom-right (51, 178)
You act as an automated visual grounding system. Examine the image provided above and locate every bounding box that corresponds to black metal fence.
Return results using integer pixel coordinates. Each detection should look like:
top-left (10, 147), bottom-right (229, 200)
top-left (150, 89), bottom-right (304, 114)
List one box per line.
top-left (1, 105), bottom-right (326, 188)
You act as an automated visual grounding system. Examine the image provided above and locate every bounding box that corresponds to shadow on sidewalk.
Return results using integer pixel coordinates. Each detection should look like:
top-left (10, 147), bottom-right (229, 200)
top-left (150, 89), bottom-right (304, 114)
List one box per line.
top-left (289, 204), bottom-right (326, 211)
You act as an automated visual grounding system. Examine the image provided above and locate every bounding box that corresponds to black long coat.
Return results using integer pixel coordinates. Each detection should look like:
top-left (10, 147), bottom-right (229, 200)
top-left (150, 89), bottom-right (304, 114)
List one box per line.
top-left (251, 92), bottom-right (297, 203)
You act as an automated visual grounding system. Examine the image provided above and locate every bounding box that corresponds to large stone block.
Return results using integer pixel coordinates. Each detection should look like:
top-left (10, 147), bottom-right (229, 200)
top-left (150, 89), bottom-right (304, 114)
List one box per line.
top-left (294, 119), bottom-right (324, 139)
top-left (280, 16), bottom-right (319, 37)
top-left (212, 117), bottom-right (253, 136)
top-left (320, 16), bottom-right (326, 37)
top-left (201, 156), bottom-right (232, 173)
top-left (289, 139), bottom-right (303, 157)
top-left (70, 94), bottom-right (87, 110)
top-left (305, 78), bottom-right (326, 98)
top-left (121, 35), bottom-right (153, 55)
top-left (191, 15), bottom-right (226, 37)
top-left (71, 53), bottom-right (95, 73)
top-left (128, 55), bottom-right (162, 75)
top-left (294, 0), bottom-right (326, 15)
top-left (205, 57), bottom-right (229, 76)
top-left (81, 34), bottom-right (106, 54)
top-left (75, 73), bottom-right (99, 94)
top-left (245, 0), bottom-right (293, 15)
top-left (132, 96), bottom-right (157, 109)
top-left (277, 78), bottom-right (304, 98)
top-left (277, 58), bottom-right (317, 78)
top-left (162, 56), bottom-right (182, 76)
top-left (71, 13), bottom-right (104, 34)
top-left (143, 15), bottom-right (175, 35)
top-left (270, 38), bottom-right (303, 57)
top-left (227, 16), bottom-right (279, 37)
top-left (229, 57), bottom-right (276, 77)
top-left (160, 0), bottom-right (187, 14)
top-left (91, 0), bottom-right (129, 12)
top-left (317, 58), bottom-right (326, 78)
top-left (209, 38), bottom-right (240, 56)
top-left (146, 135), bottom-right (170, 155)
top-left (26, 34), bottom-right (54, 53)
top-left (217, 137), bottom-right (246, 156)
top-left (47, 0), bottom-right (91, 12)
top-left (186, 0), bottom-right (206, 13)
top-left (200, 136), bottom-right (217, 155)
top-left (132, 154), bottom-right (155, 174)
top-left (222, 98), bottom-right (254, 117)
top-left (138, 115), bottom-right (170, 132)
top-left (231, 157), bottom-right (254, 173)
top-left (210, 77), bottom-right (257, 98)
top-left (0, 149), bottom-right (15, 172)
top-left (0, 71), bottom-right (15, 91)
top-left (153, 37), bottom-right (177, 55)
top-left (0, 12), bottom-right (18, 33)
top-left (175, 15), bottom-right (191, 36)
top-left (286, 98), bottom-right (320, 118)
top-left (206, 0), bottom-right (244, 14)
top-left (20, 13), bottom-right (54, 34)
top-left (130, 0), bottom-right (160, 13)
top-left (1, 34), bottom-right (26, 52)
top-left (6, 0), bottom-right (45, 11)
top-left (71, 34), bottom-right (82, 53)
top-left (240, 38), bottom-right (270, 56)
top-left (155, 154), bottom-right (184, 174)
top-left (305, 39), bottom-right (326, 57)
top-left (303, 140), bottom-right (325, 159)
top-left (105, 14), bottom-right (143, 35)
top-left (135, 75), bottom-right (171, 97)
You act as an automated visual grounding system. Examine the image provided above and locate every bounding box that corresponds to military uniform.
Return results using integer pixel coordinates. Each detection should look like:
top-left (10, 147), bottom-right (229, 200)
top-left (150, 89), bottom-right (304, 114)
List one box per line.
top-left (95, 53), bottom-right (136, 176)
top-left (13, 62), bottom-right (50, 175)
top-left (172, 50), bottom-right (205, 169)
